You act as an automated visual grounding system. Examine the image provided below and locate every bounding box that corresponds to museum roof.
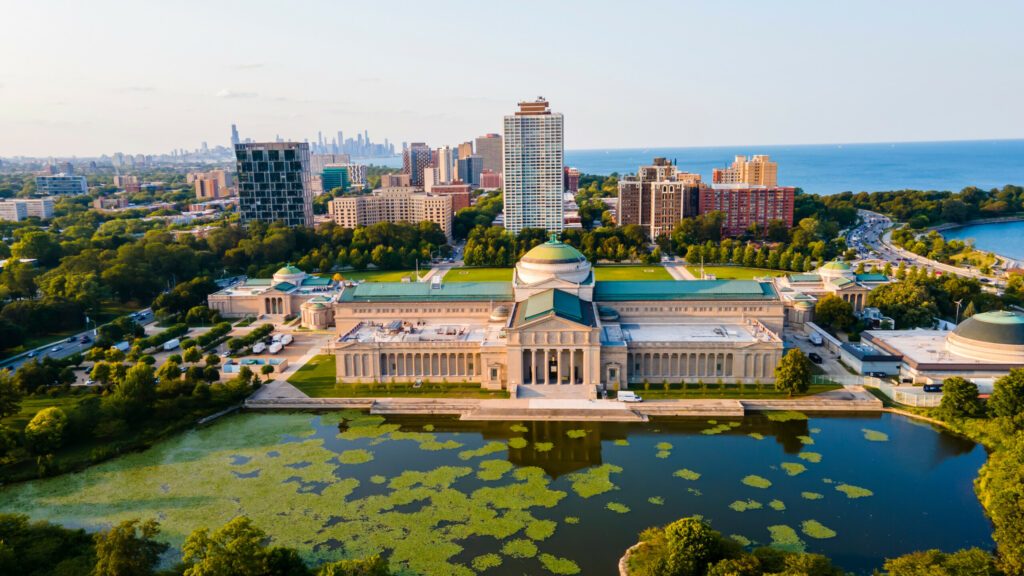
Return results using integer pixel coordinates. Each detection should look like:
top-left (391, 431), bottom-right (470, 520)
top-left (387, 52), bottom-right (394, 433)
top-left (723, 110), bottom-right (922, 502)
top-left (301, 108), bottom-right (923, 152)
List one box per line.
top-left (516, 289), bottom-right (594, 327)
top-left (520, 236), bottom-right (587, 264)
top-left (953, 310), bottom-right (1024, 346)
top-left (339, 281), bottom-right (513, 302)
top-left (594, 280), bottom-right (777, 301)
top-left (787, 274), bottom-right (822, 283)
top-left (821, 260), bottom-right (852, 271)
top-left (855, 273), bottom-right (890, 282)
top-left (276, 264), bottom-right (304, 275)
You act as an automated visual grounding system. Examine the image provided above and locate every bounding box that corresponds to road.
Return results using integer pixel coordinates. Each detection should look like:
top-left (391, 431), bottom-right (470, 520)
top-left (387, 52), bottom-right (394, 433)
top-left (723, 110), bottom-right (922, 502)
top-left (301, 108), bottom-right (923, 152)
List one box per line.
top-left (0, 308), bottom-right (155, 371)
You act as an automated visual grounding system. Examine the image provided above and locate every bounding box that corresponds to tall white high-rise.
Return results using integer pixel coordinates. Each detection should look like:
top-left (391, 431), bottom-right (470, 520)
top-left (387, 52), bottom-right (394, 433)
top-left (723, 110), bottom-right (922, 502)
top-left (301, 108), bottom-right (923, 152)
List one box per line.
top-left (436, 145), bottom-right (457, 184)
top-left (503, 98), bottom-right (564, 233)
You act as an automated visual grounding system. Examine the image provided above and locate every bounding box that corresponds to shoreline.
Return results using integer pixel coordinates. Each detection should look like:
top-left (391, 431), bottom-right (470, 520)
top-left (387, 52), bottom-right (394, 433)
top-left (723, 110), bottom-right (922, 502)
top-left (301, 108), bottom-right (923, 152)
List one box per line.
top-left (933, 215), bottom-right (1024, 264)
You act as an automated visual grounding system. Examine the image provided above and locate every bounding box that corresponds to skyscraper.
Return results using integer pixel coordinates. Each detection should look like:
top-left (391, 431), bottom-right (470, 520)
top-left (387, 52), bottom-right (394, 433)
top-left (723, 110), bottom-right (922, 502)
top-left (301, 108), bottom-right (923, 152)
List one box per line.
top-left (235, 142), bottom-right (313, 227)
top-left (617, 158), bottom-right (702, 239)
top-left (402, 143), bottom-right (432, 187)
top-left (457, 141), bottom-right (474, 159)
top-left (502, 98), bottom-right (564, 233)
top-left (712, 155), bottom-right (778, 187)
top-left (437, 145), bottom-right (457, 184)
top-left (231, 124), bottom-right (240, 146)
top-left (474, 133), bottom-right (503, 175)
top-left (458, 155), bottom-right (483, 188)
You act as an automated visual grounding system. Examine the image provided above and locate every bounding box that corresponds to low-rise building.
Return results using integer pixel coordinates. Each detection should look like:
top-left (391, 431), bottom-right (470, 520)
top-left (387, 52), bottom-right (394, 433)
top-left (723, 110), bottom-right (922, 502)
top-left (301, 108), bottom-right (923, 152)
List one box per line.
top-left (192, 170), bottom-right (234, 200)
top-left (480, 170), bottom-right (502, 190)
top-left (773, 260), bottom-right (890, 325)
top-left (381, 173), bottom-right (412, 188)
top-left (617, 158), bottom-right (702, 239)
top-left (0, 201), bottom-right (27, 222)
top-left (0, 197), bottom-right (54, 220)
top-left (207, 265), bottom-right (341, 327)
top-left (429, 183), bottom-right (472, 213)
top-left (699, 184), bottom-right (795, 237)
top-left (328, 187), bottom-right (453, 238)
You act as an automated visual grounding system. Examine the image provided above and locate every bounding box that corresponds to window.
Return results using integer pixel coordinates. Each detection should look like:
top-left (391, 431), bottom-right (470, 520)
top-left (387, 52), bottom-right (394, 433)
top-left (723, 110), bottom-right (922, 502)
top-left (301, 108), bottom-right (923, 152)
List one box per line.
top-left (490, 367), bottom-right (498, 380)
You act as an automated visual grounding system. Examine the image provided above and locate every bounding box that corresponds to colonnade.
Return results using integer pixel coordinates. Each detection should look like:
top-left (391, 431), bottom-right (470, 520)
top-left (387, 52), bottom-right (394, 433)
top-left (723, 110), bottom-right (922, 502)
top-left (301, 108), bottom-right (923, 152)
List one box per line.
top-left (521, 348), bottom-right (586, 385)
top-left (626, 351), bottom-right (775, 381)
top-left (337, 351), bottom-right (482, 379)
top-left (265, 297), bottom-right (285, 314)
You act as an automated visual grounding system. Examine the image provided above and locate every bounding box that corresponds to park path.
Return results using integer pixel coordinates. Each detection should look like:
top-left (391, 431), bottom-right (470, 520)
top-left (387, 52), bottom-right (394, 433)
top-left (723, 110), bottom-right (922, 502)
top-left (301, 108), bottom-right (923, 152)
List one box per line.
top-left (663, 262), bottom-right (696, 280)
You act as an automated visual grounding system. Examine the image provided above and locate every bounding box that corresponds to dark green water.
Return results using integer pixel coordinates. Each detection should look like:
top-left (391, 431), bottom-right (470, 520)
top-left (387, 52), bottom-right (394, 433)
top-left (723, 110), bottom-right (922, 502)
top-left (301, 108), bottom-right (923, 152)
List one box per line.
top-left (0, 411), bottom-right (992, 575)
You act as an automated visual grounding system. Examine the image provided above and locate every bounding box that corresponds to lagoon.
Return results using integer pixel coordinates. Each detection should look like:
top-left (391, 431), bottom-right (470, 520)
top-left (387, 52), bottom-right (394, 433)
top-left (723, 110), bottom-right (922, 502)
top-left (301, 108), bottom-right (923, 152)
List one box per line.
top-left (941, 220), bottom-right (1024, 261)
top-left (0, 411), bottom-right (991, 575)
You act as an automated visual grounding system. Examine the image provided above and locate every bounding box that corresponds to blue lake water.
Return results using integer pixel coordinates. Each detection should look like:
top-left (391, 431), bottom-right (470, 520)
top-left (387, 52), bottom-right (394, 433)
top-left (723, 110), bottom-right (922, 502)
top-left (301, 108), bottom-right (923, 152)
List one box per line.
top-left (372, 140), bottom-right (1023, 195)
top-left (942, 220), bottom-right (1024, 260)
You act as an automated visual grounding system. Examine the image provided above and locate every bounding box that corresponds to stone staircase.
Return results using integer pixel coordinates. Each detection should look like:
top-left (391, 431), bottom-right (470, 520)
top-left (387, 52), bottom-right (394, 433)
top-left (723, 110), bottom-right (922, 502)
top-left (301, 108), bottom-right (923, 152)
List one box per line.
top-left (515, 384), bottom-right (596, 400)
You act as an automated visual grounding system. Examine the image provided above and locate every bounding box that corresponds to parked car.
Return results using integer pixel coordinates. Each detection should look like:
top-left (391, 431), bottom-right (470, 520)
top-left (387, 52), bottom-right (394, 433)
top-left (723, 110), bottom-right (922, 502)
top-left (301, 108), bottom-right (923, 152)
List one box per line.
top-left (923, 383), bottom-right (943, 393)
top-left (268, 342), bottom-right (283, 354)
top-left (808, 352), bottom-right (823, 364)
top-left (808, 333), bottom-right (824, 346)
top-left (617, 391), bottom-right (643, 403)
top-left (252, 342), bottom-right (267, 354)
top-left (867, 371), bottom-right (889, 378)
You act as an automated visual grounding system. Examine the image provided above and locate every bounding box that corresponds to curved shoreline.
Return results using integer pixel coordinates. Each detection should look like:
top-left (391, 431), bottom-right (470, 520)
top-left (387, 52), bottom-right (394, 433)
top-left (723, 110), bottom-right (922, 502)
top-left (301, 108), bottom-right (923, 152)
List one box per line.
top-left (934, 215), bottom-right (1024, 264)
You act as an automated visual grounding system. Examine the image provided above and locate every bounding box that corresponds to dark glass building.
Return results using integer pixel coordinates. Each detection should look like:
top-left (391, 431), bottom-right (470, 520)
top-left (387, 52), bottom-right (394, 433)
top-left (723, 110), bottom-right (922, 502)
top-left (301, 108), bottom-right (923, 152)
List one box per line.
top-left (235, 142), bottom-right (312, 227)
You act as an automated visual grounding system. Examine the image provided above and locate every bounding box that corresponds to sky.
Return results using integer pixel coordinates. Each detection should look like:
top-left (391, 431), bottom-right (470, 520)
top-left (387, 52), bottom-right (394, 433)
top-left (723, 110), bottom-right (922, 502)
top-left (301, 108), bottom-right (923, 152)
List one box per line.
top-left (1, 0), bottom-right (1022, 157)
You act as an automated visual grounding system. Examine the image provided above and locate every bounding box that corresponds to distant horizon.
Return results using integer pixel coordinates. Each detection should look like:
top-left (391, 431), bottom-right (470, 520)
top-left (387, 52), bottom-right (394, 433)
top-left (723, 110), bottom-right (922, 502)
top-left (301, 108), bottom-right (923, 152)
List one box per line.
top-left (4, 137), bottom-right (1023, 161)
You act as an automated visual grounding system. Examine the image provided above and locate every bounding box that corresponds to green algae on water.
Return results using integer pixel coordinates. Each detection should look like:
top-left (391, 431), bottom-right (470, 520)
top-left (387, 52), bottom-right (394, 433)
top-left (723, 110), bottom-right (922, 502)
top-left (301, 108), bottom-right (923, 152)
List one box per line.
top-left (798, 452), bottom-right (822, 463)
top-left (422, 424), bottom-right (435, 432)
top-left (742, 475), bottom-right (772, 489)
top-left (836, 483), bottom-right (874, 498)
top-left (655, 451), bottom-right (671, 459)
top-left (534, 442), bottom-right (554, 452)
top-left (538, 553), bottom-right (581, 575)
top-left (564, 516), bottom-right (580, 524)
top-left (337, 449), bottom-right (374, 464)
top-left (369, 475), bottom-right (387, 484)
top-left (730, 534), bottom-right (752, 547)
top-left (729, 499), bottom-right (762, 512)
top-left (501, 538), bottom-right (538, 558)
top-left (862, 428), bottom-right (889, 442)
top-left (648, 496), bottom-right (664, 505)
top-left (471, 553), bottom-right (502, 571)
top-left (606, 502), bottom-right (630, 513)
top-left (801, 519), bottom-right (837, 539)
top-left (565, 429), bottom-right (587, 439)
top-left (458, 441), bottom-right (506, 460)
top-left (781, 462), bottom-right (807, 476)
top-left (477, 459), bottom-right (514, 481)
top-left (613, 439), bottom-right (629, 446)
top-left (801, 491), bottom-right (824, 500)
top-left (797, 435), bottom-right (814, 445)
top-left (566, 463), bottom-right (623, 498)
top-left (769, 499), bottom-right (786, 511)
top-left (674, 468), bottom-right (701, 481)
top-left (768, 524), bottom-right (805, 553)
top-left (510, 424), bottom-right (529, 433)
top-left (656, 442), bottom-right (673, 451)
top-left (508, 437), bottom-right (528, 449)
top-left (766, 411), bottom-right (807, 422)
top-left (748, 432), bottom-right (765, 440)
top-left (525, 519), bottom-right (557, 541)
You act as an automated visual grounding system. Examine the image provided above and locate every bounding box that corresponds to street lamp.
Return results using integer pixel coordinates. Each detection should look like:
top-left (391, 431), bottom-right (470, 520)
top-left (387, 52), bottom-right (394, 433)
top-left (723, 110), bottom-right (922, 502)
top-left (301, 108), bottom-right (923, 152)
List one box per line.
top-left (954, 299), bottom-right (964, 325)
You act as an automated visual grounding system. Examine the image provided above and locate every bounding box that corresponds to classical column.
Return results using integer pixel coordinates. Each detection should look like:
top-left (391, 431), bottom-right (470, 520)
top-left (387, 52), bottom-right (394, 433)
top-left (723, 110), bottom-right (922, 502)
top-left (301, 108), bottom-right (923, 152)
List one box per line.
top-left (570, 349), bottom-right (577, 384)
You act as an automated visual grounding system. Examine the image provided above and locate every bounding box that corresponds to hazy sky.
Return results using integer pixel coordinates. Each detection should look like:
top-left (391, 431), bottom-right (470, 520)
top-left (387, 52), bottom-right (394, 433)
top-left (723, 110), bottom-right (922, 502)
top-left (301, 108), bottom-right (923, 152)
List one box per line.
top-left (2, 0), bottom-right (1022, 157)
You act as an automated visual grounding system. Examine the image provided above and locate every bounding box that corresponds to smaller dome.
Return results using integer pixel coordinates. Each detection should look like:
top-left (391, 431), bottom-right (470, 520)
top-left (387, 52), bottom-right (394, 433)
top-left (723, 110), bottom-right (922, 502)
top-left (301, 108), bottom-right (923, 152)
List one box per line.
top-left (820, 260), bottom-right (851, 271)
top-left (521, 236), bottom-right (586, 265)
top-left (598, 305), bottom-right (620, 321)
top-left (817, 259), bottom-right (855, 280)
top-left (306, 302), bottom-right (326, 310)
top-left (489, 305), bottom-right (511, 322)
top-left (276, 264), bottom-right (304, 276)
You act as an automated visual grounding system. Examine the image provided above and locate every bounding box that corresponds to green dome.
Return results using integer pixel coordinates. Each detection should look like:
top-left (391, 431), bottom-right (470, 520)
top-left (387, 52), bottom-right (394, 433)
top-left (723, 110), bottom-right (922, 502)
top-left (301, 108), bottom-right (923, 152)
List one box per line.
top-left (521, 236), bottom-right (586, 264)
top-left (820, 260), bottom-right (852, 271)
top-left (275, 264), bottom-right (304, 276)
top-left (953, 310), bottom-right (1024, 346)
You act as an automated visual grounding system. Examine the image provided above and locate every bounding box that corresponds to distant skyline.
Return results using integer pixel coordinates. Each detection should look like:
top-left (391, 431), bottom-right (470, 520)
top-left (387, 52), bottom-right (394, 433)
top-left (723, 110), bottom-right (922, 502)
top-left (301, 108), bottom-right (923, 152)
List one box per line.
top-left (1, 0), bottom-right (1022, 157)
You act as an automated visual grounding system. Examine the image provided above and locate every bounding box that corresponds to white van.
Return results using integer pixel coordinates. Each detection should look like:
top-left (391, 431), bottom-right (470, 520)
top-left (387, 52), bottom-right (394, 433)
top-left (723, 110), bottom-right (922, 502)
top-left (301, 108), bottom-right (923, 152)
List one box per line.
top-left (808, 332), bottom-right (824, 346)
top-left (617, 391), bottom-right (643, 403)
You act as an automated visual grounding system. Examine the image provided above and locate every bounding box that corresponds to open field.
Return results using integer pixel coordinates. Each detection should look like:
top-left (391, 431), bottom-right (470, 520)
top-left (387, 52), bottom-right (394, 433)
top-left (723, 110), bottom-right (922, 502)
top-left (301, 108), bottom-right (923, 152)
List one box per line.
top-left (684, 266), bottom-right (786, 280)
top-left (288, 355), bottom-right (509, 398)
top-left (1, 394), bottom-right (90, 430)
top-left (336, 269), bottom-right (420, 282)
top-left (593, 265), bottom-right (673, 281)
top-left (444, 267), bottom-right (513, 282)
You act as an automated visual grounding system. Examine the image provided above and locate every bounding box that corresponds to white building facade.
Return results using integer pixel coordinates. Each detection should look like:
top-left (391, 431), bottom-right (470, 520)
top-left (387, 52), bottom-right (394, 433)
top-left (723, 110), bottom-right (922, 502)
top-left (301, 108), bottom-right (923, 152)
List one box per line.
top-left (503, 98), bottom-right (564, 234)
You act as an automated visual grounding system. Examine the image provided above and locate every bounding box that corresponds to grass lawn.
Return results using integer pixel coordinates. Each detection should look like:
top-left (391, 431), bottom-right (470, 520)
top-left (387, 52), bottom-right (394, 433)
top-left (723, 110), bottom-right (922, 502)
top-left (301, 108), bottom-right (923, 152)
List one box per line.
top-left (445, 267), bottom-right (513, 282)
top-left (949, 249), bottom-right (997, 270)
top-left (1, 394), bottom-right (90, 430)
top-left (593, 265), bottom-right (673, 281)
top-left (288, 355), bottom-right (509, 398)
top-left (684, 266), bottom-right (786, 280)
top-left (338, 269), bottom-right (420, 282)
top-left (3, 300), bottom-right (143, 360)
top-left (629, 382), bottom-right (843, 399)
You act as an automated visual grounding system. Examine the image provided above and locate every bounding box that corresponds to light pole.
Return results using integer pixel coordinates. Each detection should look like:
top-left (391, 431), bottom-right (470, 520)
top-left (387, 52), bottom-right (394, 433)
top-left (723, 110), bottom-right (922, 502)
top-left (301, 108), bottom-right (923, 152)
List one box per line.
top-left (954, 299), bottom-right (963, 325)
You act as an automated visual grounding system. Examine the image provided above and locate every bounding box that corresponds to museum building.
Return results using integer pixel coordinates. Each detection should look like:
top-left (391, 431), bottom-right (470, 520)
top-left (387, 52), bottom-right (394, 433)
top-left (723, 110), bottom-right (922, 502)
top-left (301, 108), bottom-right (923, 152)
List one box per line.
top-left (325, 236), bottom-right (785, 397)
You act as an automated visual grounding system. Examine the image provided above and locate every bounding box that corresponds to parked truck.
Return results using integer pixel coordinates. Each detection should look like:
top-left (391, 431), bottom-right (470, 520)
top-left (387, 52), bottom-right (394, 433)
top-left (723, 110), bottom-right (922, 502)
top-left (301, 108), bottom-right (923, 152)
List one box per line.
top-left (162, 338), bottom-right (180, 351)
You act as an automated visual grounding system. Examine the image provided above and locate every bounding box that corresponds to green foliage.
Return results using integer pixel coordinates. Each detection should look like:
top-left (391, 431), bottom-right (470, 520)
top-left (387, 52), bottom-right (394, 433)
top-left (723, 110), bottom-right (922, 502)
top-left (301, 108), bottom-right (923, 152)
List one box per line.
top-left (990, 369), bottom-right (1024, 420)
top-left (0, 513), bottom-right (96, 576)
top-left (774, 350), bottom-right (811, 397)
top-left (880, 547), bottom-right (1000, 576)
top-left (0, 369), bottom-right (22, 418)
top-left (317, 555), bottom-right (392, 576)
top-left (868, 280), bottom-right (940, 329)
top-left (92, 518), bottom-right (168, 576)
top-left (814, 294), bottom-right (855, 331)
top-left (939, 377), bottom-right (987, 419)
top-left (24, 406), bottom-right (67, 454)
top-left (181, 516), bottom-right (276, 576)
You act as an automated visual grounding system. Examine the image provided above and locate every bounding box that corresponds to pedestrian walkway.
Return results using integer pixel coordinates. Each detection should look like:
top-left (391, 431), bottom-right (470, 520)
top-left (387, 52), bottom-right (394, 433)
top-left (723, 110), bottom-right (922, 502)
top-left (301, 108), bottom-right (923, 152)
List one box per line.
top-left (664, 262), bottom-right (696, 280)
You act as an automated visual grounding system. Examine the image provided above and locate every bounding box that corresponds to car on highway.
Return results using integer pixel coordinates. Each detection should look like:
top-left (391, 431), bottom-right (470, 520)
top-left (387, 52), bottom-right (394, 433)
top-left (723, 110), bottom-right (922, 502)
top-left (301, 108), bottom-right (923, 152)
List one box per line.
top-left (80, 335), bottom-right (91, 343)
top-left (67, 336), bottom-right (76, 343)
top-left (50, 345), bottom-right (62, 352)
top-left (808, 352), bottom-right (823, 364)
top-left (27, 351), bottom-right (35, 358)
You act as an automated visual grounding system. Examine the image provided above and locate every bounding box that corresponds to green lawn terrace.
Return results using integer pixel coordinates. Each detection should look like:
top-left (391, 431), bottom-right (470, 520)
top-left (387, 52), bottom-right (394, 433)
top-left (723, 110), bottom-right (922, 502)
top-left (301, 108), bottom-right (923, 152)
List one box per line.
top-left (443, 264), bottom-right (673, 283)
top-left (685, 266), bottom-right (787, 281)
top-left (326, 269), bottom-right (421, 283)
top-left (288, 355), bottom-right (508, 398)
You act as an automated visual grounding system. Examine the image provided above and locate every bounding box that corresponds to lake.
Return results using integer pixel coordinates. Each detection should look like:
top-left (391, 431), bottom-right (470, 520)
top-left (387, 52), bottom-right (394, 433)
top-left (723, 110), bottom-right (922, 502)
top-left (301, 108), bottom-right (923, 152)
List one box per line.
top-left (942, 220), bottom-right (1024, 261)
top-left (0, 411), bottom-right (991, 575)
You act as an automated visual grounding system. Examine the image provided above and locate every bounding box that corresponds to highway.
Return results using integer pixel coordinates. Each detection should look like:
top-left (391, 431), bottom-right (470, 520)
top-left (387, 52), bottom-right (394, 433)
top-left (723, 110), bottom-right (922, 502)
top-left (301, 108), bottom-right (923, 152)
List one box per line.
top-left (0, 308), bottom-right (155, 372)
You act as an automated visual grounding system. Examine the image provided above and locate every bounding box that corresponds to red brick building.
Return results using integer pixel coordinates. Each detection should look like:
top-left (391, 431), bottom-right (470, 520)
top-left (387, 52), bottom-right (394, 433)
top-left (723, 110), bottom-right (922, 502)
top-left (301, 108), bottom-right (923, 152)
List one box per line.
top-left (429, 183), bottom-right (472, 213)
top-left (698, 185), bottom-right (795, 236)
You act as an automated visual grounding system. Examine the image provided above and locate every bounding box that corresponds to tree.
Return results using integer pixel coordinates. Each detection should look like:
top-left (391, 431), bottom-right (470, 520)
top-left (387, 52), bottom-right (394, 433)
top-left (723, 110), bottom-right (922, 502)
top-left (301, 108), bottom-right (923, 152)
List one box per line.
top-left (881, 547), bottom-right (998, 576)
top-left (92, 518), bottom-right (168, 576)
top-left (868, 281), bottom-right (939, 329)
top-left (112, 363), bottom-right (157, 416)
top-left (181, 516), bottom-right (272, 576)
top-left (814, 294), bottom-right (855, 331)
top-left (0, 369), bottom-right (22, 418)
top-left (317, 556), bottom-right (392, 576)
top-left (24, 407), bottom-right (68, 454)
top-left (990, 369), bottom-right (1024, 419)
top-left (261, 364), bottom-right (275, 382)
top-left (938, 377), bottom-right (985, 419)
top-left (774, 349), bottom-right (812, 397)
top-left (183, 347), bottom-right (202, 364)
top-left (205, 354), bottom-right (221, 367)
top-left (661, 517), bottom-right (728, 576)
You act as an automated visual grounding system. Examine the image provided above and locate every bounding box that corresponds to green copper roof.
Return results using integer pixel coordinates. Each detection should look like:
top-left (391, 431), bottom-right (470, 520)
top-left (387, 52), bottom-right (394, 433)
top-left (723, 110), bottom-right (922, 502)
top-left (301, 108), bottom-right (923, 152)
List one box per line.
top-left (594, 280), bottom-right (777, 301)
top-left (953, 310), bottom-right (1024, 345)
top-left (820, 260), bottom-right (852, 271)
top-left (276, 264), bottom-right (304, 275)
top-left (788, 274), bottom-right (821, 283)
top-left (340, 281), bottom-right (513, 302)
top-left (523, 289), bottom-right (584, 323)
top-left (856, 273), bottom-right (889, 282)
top-left (300, 276), bottom-right (332, 287)
top-left (830, 277), bottom-right (855, 288)
top-left (272, 281), bottom-right (296, 292)
top-left (521, 236), bottom-right (586, 264)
